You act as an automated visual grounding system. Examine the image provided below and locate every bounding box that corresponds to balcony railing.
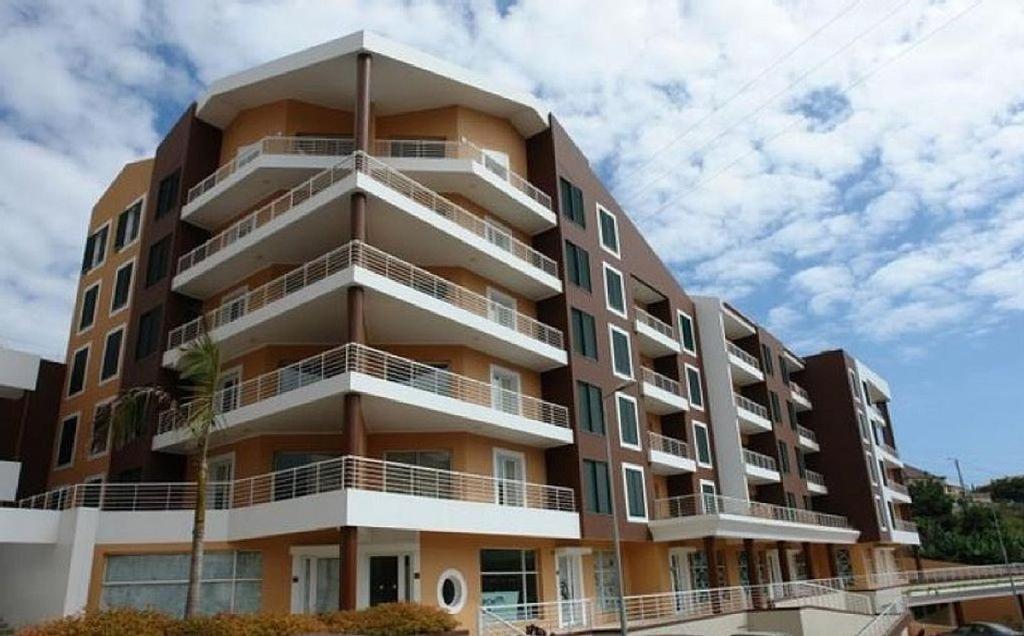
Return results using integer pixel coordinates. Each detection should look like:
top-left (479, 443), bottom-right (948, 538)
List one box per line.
top-left (648, 431), bottom-right (690, 459)
top-left (373, 138), bottom-right (552, 210)
top-left (176, 152), bottom-right (558, 280)
top-left (157, 342), bottom-right (570, 435)
top-left (641, 367), bottom-right (684, 397)
top-left (790, 381), bottom-right (810, 401)
top-left (806, 469), bottom-right (826, 488)
top-left (887, 481), bottom-right (910, 497)
top-left (634, 307), bottom-right (675, 340)
top-left (167, 240), bottom-right (563, 351)
top-left (796, 424), bottom-right (817, 444)
top-left (652, 493), bottom-right (852, 529)
top-left (892, 518), bottom-right (918, 534)
top-left (726, 341), bottom-right (760, 369)
top-left (880, 440), bottom-right (899, 457)
top-left (186, 136), bottom-right (354, 204)
top-left (734, 393), bottom-right (769, 419)
top-left (743, 448), bottom-right (778, 473)
top-left (16, 455), bottom-right (575, 513)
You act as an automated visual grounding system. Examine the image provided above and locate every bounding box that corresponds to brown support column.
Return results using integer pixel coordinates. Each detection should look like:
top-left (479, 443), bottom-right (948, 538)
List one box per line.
top-left (745, 539), bottom-right (764, 610)
top-left (339, 526), bottom-right (359, 610)
top-left (777, 541), bottom-right (792, 583)
top-left (825, 544), bottom-right (838, 579)
top-left (802, 542), bottom-right (816, 580)
top-left (953, 601), bottom-right (965, 626)
top-left (912, 545), bottom-right (924, 572)
top-left (705, 537), bottom-right (722, 613)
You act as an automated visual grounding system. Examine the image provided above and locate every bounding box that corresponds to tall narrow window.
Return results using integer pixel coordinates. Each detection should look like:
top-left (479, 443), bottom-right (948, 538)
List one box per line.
top-left (111, 262), bottom-right (133, 313)
top-left (597, 205), bottom-right (619, 257)
top-left (571, 308), bottom-right (598, 359)
top-left (769, 391), bottom-right (782, 423)
top-left (68, 347), bottom-right (89, 396)
top-left (685, 365), bottom-right (704, 409)
top-left (559, 178), bottom-right (585, 227)
top-left (609, 325), bottom-right (633, 379)
top-left (155, 170), bottom-right (180, 218)
top-left (564, 241), bottom-right (591, 291)
top-left (777, 441), bottom-right (790, 474)
top-left (603, 264), bottom-right (626, 317)
top-left (622, 464), bottom-right (648, 522)
top-left (90, 403), bottom-right (111, 456)
top-left (135, 306), bottom-right (162, 360)
top-left (761, 344), bottom-right (774, 375)
top-left (616, 393), bottom-right (640, 449)
top-left (677, 311), bottom-right (696, 355)
top-left (115, 200), bottom-right (143, 250)
top-left (693, 422), bottom-right (712, 467)
top-left (787, 400), bottom-right (798, 430)
top-left (795, 448), bottom-right (806, 478)
top-left (100, 328), bottom-right (124, 381)
top-left (145, 235), bottom-right (171, 287)
top-left (583, 459), bottom-right (611, 514)
top-left (576, 381), bottom-right (604, 434)
top-left (81, 225), bottom-right (109, 274)
top-left (79, 283), bottom-right (100, 331)
top-left (55, 415), bottom-right (78, 468)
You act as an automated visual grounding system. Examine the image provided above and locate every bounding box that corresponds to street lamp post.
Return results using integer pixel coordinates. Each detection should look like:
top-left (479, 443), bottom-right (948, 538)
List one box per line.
top-left (988, 501), bottom-right (1024, 626)
top-left (602, 380), bottom-right (635, 636)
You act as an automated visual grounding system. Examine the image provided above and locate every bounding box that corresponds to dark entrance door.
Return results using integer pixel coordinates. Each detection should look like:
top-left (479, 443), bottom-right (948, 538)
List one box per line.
top-left (369, 555), bottom-right (399, 605)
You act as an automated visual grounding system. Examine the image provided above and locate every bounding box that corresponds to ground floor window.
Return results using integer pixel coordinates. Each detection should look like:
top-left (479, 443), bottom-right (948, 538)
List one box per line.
top-left (834, 548), bottom-right (854, 584)
top-left (593, 550), bottom-right (620, 611)
top-left (101, 550), bottom-right (261, 616)
top-left (480, 549), bottom-right (538, 616)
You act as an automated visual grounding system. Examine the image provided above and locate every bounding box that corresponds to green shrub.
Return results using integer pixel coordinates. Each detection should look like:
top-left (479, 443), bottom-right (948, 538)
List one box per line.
top-left (167, 612), bottom-right (328, 636)
top-left (323, 602), bottom-right (459, 636)
top-left (16, 608), bottom-right (175, 636)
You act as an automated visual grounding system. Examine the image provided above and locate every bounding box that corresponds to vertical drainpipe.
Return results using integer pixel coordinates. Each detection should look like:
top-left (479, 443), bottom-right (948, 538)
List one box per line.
top-left (339, 49), bottom-right (371, 612)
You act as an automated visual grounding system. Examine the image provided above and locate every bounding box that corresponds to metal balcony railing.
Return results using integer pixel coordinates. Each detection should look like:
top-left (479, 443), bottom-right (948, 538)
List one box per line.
top-left (796, 424), bottom-right (817, 444)
top-left (743, 448), bottom-right (778, 473)
top-left (652, 493), bottom-right (852, 528)
top-left (806, 469), bottom-right (826, 487)
top-left (157, 343), bottom-right (570, 435)
top-left (734, 393), bottom-right (769, 419)
top-left (634, 307), bottom-right (675, 341)
top-left (186, 136), bottom-right (354, 204)
top-left (167, 241), bottom-right (563, 351)
top-left (892, 518), bottom-right (918, 533)
top-left (372, 138), bottom-right (552, 210)
top-left (648, 431), bottom-right (690, 459)
top-left (641, 367), bottom-right (684, 397)
top-left (177, 152), bottom-right (558, 280)
top-left (887, 481), bottom-right (910, 497)
top-left (726, 341), bottom-right (760, 369)
top-left (790, 381), bottom-right (811, 401)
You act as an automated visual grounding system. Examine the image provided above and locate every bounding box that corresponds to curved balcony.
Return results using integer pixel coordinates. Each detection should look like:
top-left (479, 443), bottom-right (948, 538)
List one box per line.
top-left (648, 431), bottom-right (695, 475)
top-left (743, 448), bottom-right (781, 484)
top-left (154, 343), bottom-right (572, 452)
top-left (634, 307), bottom-right (680, 357)
top-left (174, 152), bottom-right (561, 300)
top-left (640, 367), bottom-right (689, 414)
top-left (165, 241), bottom-right (566, 371)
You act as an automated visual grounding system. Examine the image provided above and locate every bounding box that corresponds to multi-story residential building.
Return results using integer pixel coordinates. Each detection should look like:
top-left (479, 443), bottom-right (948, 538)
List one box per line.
top-left (0, 31), bottom-right (931, 632)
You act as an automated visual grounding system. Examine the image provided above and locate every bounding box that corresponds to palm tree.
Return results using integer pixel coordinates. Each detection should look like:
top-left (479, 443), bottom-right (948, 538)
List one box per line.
top-left (111, 332), bottom-right (222, 618)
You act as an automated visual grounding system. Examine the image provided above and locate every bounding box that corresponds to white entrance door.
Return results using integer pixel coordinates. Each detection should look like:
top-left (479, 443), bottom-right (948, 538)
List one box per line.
top-left (669, 548), bottom-right (693, 614)
top-left (491, 366), bottom-right (521, 415)
top-left (295, 556), bottom-right (341, 614)
top-left (207, 454), bottom-right (234, 509)
top-left (556, 553), bottom-right (585, 628)
top-left (494, 449), bottom-right (525, 507)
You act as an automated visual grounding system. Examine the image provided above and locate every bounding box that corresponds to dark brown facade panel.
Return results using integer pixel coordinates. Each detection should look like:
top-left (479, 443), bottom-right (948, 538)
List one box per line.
top-left (0, 360), bottom-right (65, 498)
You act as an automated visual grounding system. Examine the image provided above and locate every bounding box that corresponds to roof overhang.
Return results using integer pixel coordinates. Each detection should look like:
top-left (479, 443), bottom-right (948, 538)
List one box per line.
top-left (0, 348), bottom-right (40, 400)
top-left (196, 31), bottom-right (549, 137)
top-left (649, 514), bottom-right (861, 545)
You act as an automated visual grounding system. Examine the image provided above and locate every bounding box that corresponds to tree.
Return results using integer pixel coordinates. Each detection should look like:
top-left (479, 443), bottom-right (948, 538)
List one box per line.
top-left (111, 333), bottom-right (221, 618)
top-left (983, 475), bottom-right (1024, 505)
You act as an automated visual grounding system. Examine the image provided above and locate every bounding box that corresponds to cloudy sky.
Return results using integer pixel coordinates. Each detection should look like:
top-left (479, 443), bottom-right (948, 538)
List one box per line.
top-left (1, 0), bottom-right (1020, 484)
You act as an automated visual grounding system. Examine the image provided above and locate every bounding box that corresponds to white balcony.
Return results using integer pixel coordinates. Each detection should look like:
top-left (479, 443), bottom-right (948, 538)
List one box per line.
top-left (15, 455), bottom-right (580, 541)
top-left (372, 139), bottom-right (555, 234)
top-left (648, 431), bottom-right (696, 475)
top-left (890, 519), bottom-right (921, 545)
top-left (885, 481), bottom-right (912, 504)
top-left (868, 403), bottom-right (886, 423)
top-left (633, 307), bottom-right (680, 358)
top-left (726, 341), bottom-right (763, 385)
top-left (153, 343), bottom-right (572, 452)
top-left (183, 136), bottom-right (354, 229)
top-left (173, 152), bottom-right (562, 300)
top-left (743, 448), bottom-right (781, 484)
top-left (640, 367), bottom-right (689, 415)
top-left (790, 381), bottom-right (812, 411)
top-left (878, 441), bottom-right (903, 468)
top-left (796, 424), bottom-right (820, 452)
top-left (649, 493), bottom-right (859, 544)
top-left (721, 304), bottom-right (756, 339)
top-left (165, 241), bottom-right (566, 372)
top-left (734, 393), bottom-right (772, 434)
top-left (806, 469), bottom-right (828, 495)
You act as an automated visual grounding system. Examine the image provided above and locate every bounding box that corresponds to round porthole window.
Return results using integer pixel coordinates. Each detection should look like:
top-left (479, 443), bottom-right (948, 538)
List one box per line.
top-left (437, 568), bottom-right (466, 613)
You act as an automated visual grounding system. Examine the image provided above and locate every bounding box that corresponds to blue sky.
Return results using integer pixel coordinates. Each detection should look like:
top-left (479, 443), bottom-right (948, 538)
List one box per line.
top-left (0, 0), bottom-right (1020, 486)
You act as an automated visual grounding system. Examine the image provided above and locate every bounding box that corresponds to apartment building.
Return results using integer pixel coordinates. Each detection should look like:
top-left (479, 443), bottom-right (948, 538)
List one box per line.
top-left (0, 31), bottom-right (920, 631)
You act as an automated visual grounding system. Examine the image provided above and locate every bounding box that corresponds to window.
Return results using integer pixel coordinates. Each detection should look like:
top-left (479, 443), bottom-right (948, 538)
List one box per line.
top-left (78, 283), bottom-right (100, 331)
top-left (436, 569), bottom-right (466, 614)
top-left (777, 441), bottom-right (790, 474)
top-left (603, 263), bottom-right (626, 317)
top-left (616, 393), bottom-right (640, 449)
top-left (593, 550), bottom-right (621, 612)
top-left (100, 328), bottom-right (124, 381)
top-left (597, 205), bottom-right (619, 257)
top-left (582, 459), bottom-right (611, 514)
top-left (111, 262), bottom-right (134, 313)
top-left (576, 381), bottom-right (604, 435)
top-left (68, 346), bottom-right (89, 396)
top-left (878, 460), bottom-right (887, 486)
top-left (145, 235), bottom-right (171, 287)
top-left (857, 412), bottom-right (870, 440)
top-left (795, 448), bottom-right (806, 478)
top-left (608, 325), bottom-right (633, 379)
top-left (693, 422), bottom-right (712, 467)
top-left (571, 308), bottom-right (598, 359)
top-left (622, 464), bottom-right (648, 522)
top-left (81, 224), bottom-right (109, 274)
top-left (115, 200), bottom-right (143, 250)
top-left (803, 495), bottom-right (813, 510)
top-left (564, 241), bottom-right (591, 291)
top-left (787, 400), bottom-right (798, 430)
top-left (90, 403), bottom-right (112, 456)
top-left (778, 355), bottom-right (789, 381)
top-left (699, 480), bottom-right (718, 512)
top-left (769, 391), bottom-right (782, 424)
top-left (55, 415), bottom-right (78, 468)
top-left (785, 492), bottom-right (797, 508)
top-left (135, 306), bottom-right (162, 360)
top-left (102, 551), bottom-right (261, 615)
top-left (685, 365), bottom-right (704, 409)
top-left (559, 178), bottom-right (585, 227)
top-left (875, 497), bottom-right (887, 529)
top-left (677, 311), bottom-right (696, 355)
top-left (155, 170), bottom-right (180, 218)
top-left (848, 370), bottom-right (859, 399)
top-left (867, 454), bottom-right (879, 484)
top-left (480, 550), bottom-right (538, 609)
top-left (761, 344), bottom-right (774, 375)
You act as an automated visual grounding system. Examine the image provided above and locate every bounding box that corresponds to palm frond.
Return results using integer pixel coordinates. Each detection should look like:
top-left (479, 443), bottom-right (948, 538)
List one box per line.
top-left (109, 386), bottom-right (175, 449)
top-left (174, 331), bottom-right (222, 444)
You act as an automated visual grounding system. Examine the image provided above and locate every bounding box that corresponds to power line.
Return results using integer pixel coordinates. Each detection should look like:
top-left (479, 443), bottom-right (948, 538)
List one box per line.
top-left (620, 0), bottom-right (912, 201)
top-left (641, 0), bottom-right (984, 221)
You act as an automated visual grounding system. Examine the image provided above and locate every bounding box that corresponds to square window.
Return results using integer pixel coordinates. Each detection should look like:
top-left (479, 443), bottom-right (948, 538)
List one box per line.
top-left (609, 325), bottom-right (633, 380)
top-left (622, 464), bottom-right (648, 522)
top-left (55, 415), bottom-right (78, 468)
top-left (101, 328), bottom-right (124, 381)
top-left (564, 241), bottom-right (592, 291)
top-left (571, 308), bottom-right (598, 359)
top-left (111, 262), bottom-right (134, 313)
top-left (68, 347), bottom-right (89, 396)
top-left (79, 283), bottom-right (100, 332)
top-left (576, 381), bottom-right (604, 435)
top-left (693, 422), bottom-right (712, 467)
top-left (685, 365), bottom-right (704, 409)
top-left (603, 264), bottom-right (627, 317)
top-left (616, 393), bottom-right (640, 450)
top-left (677, 311), bottom-right (696, 354)
top-left (597, 205), bottom-right (619, 257)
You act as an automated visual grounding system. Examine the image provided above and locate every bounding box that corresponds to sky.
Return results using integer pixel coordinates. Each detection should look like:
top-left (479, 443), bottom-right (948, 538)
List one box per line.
top-left (0, 0), bottom-right (1021, 486)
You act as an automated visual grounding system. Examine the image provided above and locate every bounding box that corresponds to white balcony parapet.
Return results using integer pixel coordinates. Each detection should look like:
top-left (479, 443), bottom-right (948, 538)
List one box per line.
top-left (791, 381), bottom-right (810, 401)
top-left (635, 307), bottom-right (675, 341)
top-left (648, 431), bottom-right (689, 459)
top-left (157, 342), bottom-right (570, 435)
top-left (176, 152), bottom-right (558, 280)
top-left (887, 481), bottom-right (911, 498)
top-left (16, 455), bottom-right (575, 513)
top-left (796, 424), bottom-right (817, 445)
top-left (642, 367), bottom-right (683, 397)
top-left (892, 518), bottom-right (918, 534)
top-left (806, 469), bottom-right (827, 493)
top-left (647, 431), bottom-right (696, 475)
top-left (743, 448), bottom-right (778, 473)
top-left (734, 393), bottom-right (769, 420)
top-left (167, 240), bottom-right (563, 351)
top-left (372, 138), bottom-right (552, 210)
top-left (726, 341), bottom-right (760, 370)
top-left (652, 493), bottom-right (852, 529)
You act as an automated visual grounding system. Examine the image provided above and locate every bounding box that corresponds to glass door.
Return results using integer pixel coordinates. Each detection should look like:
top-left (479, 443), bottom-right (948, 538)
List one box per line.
top-left (369, 554), bottom-right (414, 606)
top-left (491, 366), bottom-right (521, 415)
top-left (556, 553), bottom-right (585, 628)
top-left (487, 288), bottom-right (517, 330)
top-left (216, 369), bottom-right (241, 414)
top-left (207, 454), bottom-right (234, 509)
top-left (494, 450), bottom-right (525, 507)
top-left (669, 549), bottom-right (693, 614)
top-left (297, 556), bottom-right (340, 614)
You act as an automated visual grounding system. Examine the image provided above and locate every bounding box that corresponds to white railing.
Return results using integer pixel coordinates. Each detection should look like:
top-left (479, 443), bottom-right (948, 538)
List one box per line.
top-left (726, 341), bottom-right (760, 370)
top-left (880, 440), bottom-right (899, 458)
top-left (796, 424), bottom-right (817, 444)
top-left (167, 241), bottom-right (563, 350)
top-left (157, 342), bottom-right (570, 435)
top-left (641, 367), bottom-right (684, 397)
top-left (177, 152), bottom-right (558, 279)
top-left (790, 381), bottom-right (811, 401)
top-left (854, 563), bottom-right (1024, 591)
top-left (634, 307), bottom-right (675, 341)
top-left (854, 596), bottom-right (906, 636)
top-left (806, 469), bottom-right (826, 488)
top-left (743, 448), bottom-right (778, 473)
top-left (373, 138), bottom-right (552, 210)
top-left (887, 481), bottom-right (910, 497)
top-left (648, 431), bottom-right (689, 459)
top-left (653, 493), bottom-right (852, 529)
top-left (17, 455), bottom-right (575, 513)
top-left (892, 518), bottom-right (918, 533)
top-left (186, 136), bottom-right (354, 204)
top-left (734, 392), bottom-right (769, 419)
